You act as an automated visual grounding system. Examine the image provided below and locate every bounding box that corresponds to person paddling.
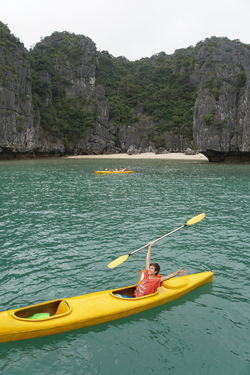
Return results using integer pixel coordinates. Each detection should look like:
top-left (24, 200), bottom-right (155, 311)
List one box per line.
top-left (134, 242), bottom-right (188, 297)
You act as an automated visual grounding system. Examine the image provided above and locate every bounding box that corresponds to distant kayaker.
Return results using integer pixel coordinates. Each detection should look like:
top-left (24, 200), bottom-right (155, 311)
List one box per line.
top-left (134, 242), bottom-right (188, 297)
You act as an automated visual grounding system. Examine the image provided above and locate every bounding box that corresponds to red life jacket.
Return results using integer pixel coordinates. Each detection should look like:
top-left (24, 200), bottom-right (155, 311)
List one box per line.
top-left (135, 269), bottom-right (161, 291)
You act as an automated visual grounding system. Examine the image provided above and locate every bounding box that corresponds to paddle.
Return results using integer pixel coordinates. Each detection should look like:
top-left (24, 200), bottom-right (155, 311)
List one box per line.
top-left (108, 213), bottom-right (205, 269)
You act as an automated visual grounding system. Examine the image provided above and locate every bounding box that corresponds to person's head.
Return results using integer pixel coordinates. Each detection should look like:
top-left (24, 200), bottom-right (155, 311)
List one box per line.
top-left (149, 262), bottom-right (160, 276)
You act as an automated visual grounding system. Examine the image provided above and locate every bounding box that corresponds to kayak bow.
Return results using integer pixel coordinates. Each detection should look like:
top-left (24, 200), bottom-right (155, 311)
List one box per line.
top-left (0, 271), bottom-right (213, 343)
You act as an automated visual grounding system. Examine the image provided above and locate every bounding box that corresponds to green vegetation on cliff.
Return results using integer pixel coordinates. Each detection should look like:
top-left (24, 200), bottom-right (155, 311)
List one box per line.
top-left (0, 22), bottom-right (22, 50)
top-left (0, 22), bottom-right (22, 86)
top-left (96, 49), bottom-right (197, 144)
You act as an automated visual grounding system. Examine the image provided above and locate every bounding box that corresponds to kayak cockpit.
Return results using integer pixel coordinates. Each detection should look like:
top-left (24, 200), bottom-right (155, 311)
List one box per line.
top-left (12, 299), bottom-right (72, 321)
top-left (110, 286), bottom-right (159, 299)
top-left (111, 286), bottom-right (136, 299)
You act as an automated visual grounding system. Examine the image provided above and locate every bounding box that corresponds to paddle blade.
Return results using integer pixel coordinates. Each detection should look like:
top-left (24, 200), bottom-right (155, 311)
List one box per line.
top-left (108, 254), bottom-right (129, 269)
top-left (186, 213), bottom-right (205, 226)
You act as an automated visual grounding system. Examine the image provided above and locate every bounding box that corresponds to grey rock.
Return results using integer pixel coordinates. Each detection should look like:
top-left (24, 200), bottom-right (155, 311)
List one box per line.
top-left (163, 132), bottom-right (193, 152)
top-left (155, 148), bottom-right (169, 154)
top-left (192, 39), bottom-right (250, 161)
top-left (0, 41), bottom-right (38, 155)
top-left (184, 148), bottom-right (196, 155)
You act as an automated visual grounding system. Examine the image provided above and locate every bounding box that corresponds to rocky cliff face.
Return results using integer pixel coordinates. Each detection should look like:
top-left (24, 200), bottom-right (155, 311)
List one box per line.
top-left (0, 23), bottom-right (37, 157)
top-left (191, 38), bottom-right (250, 162)
top-left (0, 25), bottom-right (250, 162)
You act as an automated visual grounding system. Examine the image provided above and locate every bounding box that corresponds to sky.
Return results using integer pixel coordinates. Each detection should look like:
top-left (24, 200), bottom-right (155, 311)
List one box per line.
top-left (1, 0), bottom-right (250, 61)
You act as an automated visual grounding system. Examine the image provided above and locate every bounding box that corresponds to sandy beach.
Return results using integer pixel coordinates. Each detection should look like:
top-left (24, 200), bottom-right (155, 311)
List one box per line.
top-left (67, 152), bottom-right (208, 161)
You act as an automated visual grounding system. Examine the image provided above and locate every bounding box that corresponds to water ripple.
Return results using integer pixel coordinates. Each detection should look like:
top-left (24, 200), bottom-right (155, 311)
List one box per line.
top-left (0, 159), bottom-right (249, 374)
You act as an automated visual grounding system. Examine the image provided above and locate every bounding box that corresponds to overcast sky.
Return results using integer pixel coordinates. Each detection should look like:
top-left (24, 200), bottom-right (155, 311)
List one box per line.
top-left (1, 0), bottom-right (250, 61)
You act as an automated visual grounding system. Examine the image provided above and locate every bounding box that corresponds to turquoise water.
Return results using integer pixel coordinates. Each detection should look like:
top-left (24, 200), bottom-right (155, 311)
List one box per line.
top-left (0, 158), bottom-right (249, 375)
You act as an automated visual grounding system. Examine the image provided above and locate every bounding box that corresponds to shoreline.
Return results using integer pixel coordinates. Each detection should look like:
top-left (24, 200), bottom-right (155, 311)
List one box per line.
top-left (66, 152), bottom-right (208, 161)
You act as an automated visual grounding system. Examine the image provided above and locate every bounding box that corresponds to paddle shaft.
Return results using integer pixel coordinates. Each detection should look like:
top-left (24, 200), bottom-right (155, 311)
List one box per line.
top-left (129, 224), bottom-right (185, 257)
top-left (108, 213), bottom-right (205, 268)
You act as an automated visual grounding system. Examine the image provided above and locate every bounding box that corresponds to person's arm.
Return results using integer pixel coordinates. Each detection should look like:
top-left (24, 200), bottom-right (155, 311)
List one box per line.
top-left (160, 268), bottom-right (188, 283)
top-left (146, 242), bottom-right (153, 270)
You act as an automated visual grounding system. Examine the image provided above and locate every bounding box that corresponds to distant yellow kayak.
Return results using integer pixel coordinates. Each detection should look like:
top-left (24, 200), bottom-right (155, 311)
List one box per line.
top-left (95, 171), bottom-right (134, 174)
top-left (0, 271), bottom-right (213, 343)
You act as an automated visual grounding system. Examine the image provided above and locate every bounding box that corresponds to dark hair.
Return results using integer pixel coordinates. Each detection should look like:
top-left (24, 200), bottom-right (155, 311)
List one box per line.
top-left (150, 262), bottom-right (160, 275)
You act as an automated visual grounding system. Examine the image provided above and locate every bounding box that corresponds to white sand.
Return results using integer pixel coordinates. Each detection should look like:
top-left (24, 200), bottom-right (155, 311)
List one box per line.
top-left (67, 152), bottom-right (208, 161)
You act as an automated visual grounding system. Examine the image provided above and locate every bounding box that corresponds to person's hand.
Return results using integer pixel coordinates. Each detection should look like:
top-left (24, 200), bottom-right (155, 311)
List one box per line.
top-left (147, 242), bottom-right (153, 247)
top-left (175, 268), bottom-right (188, 276)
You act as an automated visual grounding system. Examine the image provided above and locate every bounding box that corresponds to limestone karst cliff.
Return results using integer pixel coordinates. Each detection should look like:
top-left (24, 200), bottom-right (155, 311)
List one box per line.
top-left (191, 38), bottom-right (250, 162)
top-left (0, 22), bottom-right (250, 162)
top-left (0, 23), bottom-right (36, 156)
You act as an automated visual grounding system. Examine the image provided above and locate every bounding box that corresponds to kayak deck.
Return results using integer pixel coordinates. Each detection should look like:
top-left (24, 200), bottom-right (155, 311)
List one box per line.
top-left (95, 171), bottom-right (134, 174)
top-left (0, 271), bottom-right (214, 343)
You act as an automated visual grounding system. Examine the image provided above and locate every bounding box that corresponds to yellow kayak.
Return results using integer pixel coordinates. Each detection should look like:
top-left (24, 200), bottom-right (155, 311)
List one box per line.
top-left (0, 271), bottom-right (213, 343)
top-left (95, 171), bottom-right (134, 174)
